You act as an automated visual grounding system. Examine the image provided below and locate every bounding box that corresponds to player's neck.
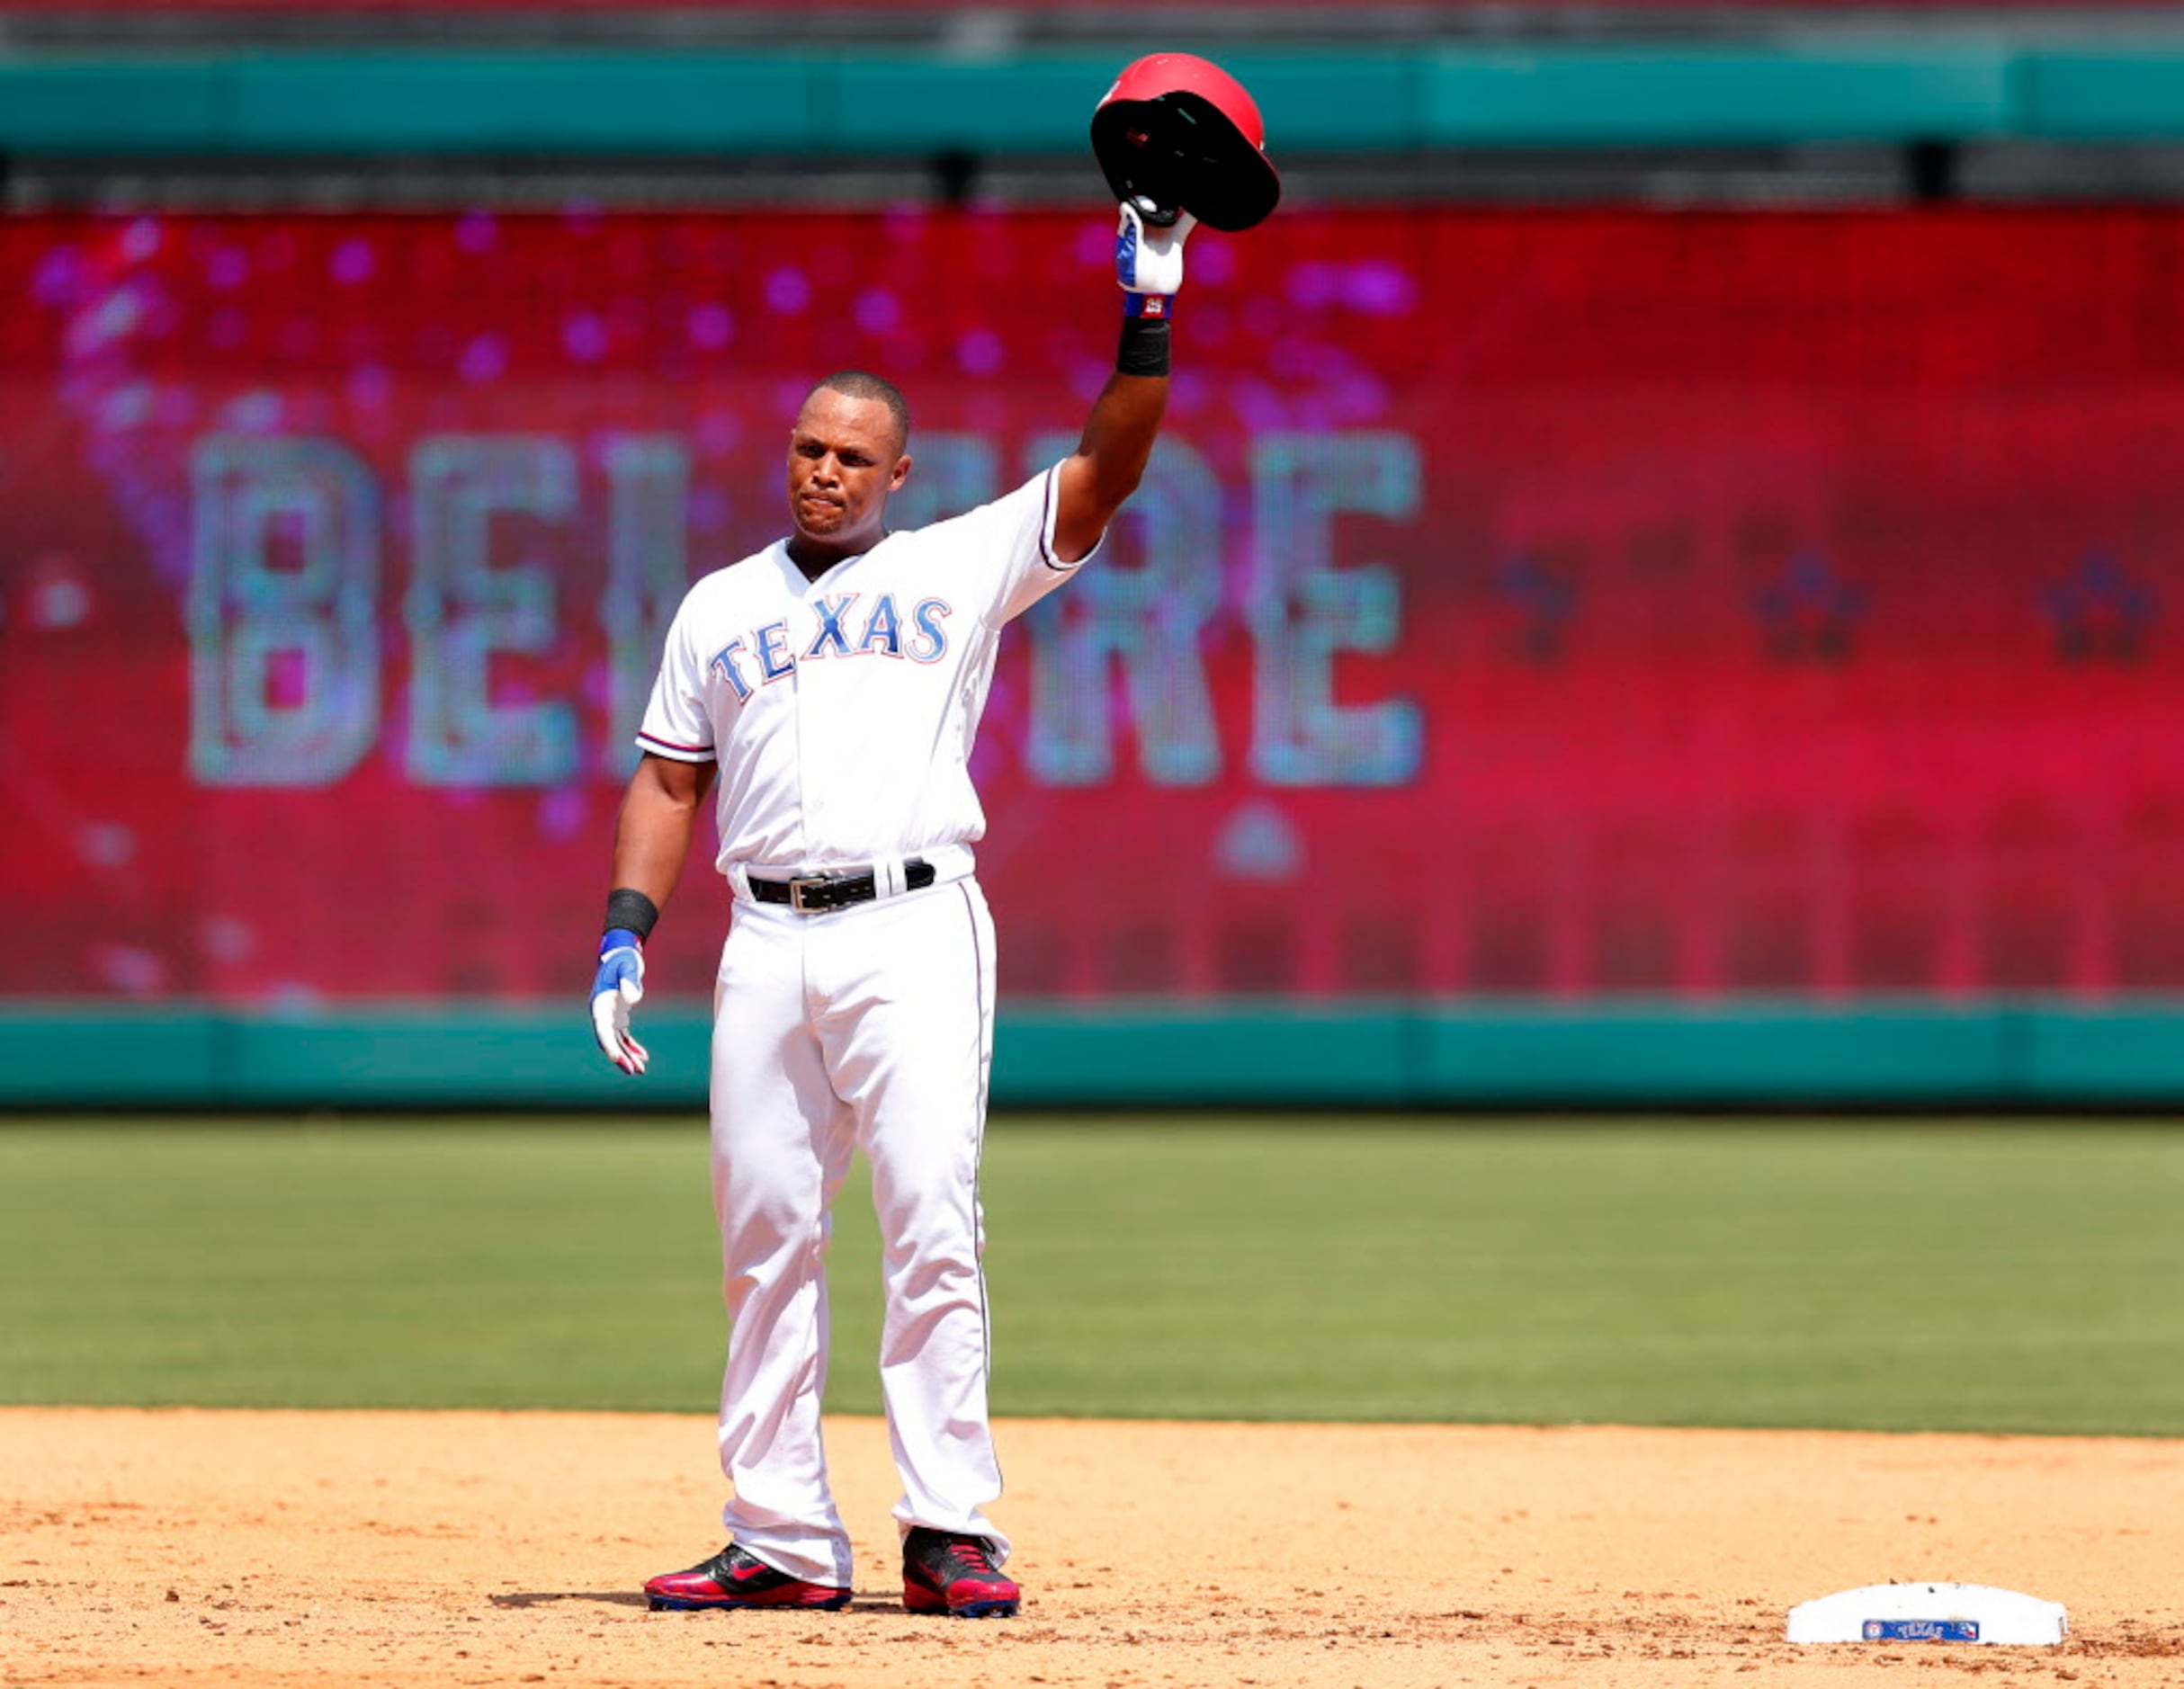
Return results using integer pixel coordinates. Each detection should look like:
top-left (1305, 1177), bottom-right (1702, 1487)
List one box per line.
top-left (786, 530), bottom-right (883, 581)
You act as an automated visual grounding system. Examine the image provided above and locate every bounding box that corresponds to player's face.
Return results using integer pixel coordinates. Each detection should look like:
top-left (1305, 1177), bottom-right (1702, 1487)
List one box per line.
top-left (786, 390), bottom-right (910, 550)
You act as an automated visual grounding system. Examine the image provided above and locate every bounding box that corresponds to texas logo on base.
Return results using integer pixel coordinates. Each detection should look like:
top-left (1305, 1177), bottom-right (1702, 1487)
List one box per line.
top-left (1864, 1619), bottom-right (1980, 1642)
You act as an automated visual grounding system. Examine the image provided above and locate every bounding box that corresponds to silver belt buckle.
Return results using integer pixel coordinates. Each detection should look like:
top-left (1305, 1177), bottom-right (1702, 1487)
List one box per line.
top-left (787, 873), bottom-right (835, 913)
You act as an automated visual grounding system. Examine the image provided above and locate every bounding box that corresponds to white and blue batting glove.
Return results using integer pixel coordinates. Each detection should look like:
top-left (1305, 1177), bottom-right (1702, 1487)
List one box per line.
top-left (1115, 198), bottom-right (1196, 318)
top-left (590, 929), bottom-right (649, 1075)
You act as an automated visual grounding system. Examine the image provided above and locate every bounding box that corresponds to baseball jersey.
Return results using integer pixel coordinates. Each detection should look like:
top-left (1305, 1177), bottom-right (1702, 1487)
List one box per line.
top-left (637, 462), bottom-right (1093, 875)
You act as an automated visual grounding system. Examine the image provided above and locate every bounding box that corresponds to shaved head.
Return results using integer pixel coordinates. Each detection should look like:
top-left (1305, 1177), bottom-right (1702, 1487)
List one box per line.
top-left (807, 371), bottom-right (909, 455)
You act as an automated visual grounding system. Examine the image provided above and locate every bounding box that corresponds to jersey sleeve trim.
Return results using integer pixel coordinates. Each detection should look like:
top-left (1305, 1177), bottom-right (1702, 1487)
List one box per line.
top-left (636, 731), bottom-right (716, 764)
top-left (1038, 464), bottom-right (1089, 574)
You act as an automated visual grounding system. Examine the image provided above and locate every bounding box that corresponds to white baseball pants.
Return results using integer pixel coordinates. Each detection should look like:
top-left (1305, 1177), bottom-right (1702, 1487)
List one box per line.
top-left (706, 875), bottom-right (1008, 1588)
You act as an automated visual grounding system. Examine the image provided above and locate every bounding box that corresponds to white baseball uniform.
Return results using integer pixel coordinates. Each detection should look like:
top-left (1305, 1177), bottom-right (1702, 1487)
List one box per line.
top-left (636, 461), bottom-right (1093, 1588)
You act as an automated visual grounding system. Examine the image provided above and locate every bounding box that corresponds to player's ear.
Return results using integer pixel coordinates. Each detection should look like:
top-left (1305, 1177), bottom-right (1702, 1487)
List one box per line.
top-left (890, 453), bottom-right (912, 492)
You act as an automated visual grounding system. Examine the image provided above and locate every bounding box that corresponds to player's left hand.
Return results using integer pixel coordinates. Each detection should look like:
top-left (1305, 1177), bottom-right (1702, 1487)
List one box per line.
top-left (590, 931), bottom-right (649, 1075)
top-left (1115, 198), bottom-right (1197, 305)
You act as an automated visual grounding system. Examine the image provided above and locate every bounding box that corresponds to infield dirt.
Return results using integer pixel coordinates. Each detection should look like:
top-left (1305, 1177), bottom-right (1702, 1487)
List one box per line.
top-left (3, 1408), bottom-right (2179, 1688)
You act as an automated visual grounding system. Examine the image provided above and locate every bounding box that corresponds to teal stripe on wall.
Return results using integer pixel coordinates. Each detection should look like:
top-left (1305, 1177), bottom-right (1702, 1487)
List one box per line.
top-left (1416, 1003), bottom-right (2013, 1104)
top-left (227, 53), bottom-right (822, 153)
top-left (0, 61), bottom-right (223, 148)
top-left (998, 1006), bottom-right (1415, 1106)
top-left (1420, 43), bottom-right (2011, 146)
top-left (0, 40), bottom-right (2177, 156)
top-left (2020, 49), bottom-right (2184, 140)
top-left (4, 1001), bottom-right (2180, 1110)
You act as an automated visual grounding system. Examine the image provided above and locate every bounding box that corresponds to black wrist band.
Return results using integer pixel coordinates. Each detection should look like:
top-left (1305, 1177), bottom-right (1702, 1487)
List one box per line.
top-left (604, 888), bottom-right (659, 941)
top-left (1116, 316), bottom-right (1171, 378)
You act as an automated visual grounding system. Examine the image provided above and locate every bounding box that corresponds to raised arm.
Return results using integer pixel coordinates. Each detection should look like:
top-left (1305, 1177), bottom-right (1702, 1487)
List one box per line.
top-left (1052, 371), bottom-right (1167, 565)
top-left (1052, 202), bottom-right (1193, 563)
top-left (590, 751), bottom-right (717, 1074)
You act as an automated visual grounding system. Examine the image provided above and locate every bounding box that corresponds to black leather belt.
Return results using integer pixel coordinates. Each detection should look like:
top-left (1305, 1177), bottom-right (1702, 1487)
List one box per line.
top-left (750, 858), bottom-right (935, 913)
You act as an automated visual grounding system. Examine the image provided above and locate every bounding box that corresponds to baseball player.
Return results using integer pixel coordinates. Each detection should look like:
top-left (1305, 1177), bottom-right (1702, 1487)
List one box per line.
top-left (589, 200), bottom-right (1194, 1618)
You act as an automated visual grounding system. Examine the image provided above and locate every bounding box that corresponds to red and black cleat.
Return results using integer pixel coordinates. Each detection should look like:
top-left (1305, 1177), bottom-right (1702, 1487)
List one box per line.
top-left (901, 1527), bottom-right (1020, 1618)
top-left (644, 1543), bottom-right (851, 1612)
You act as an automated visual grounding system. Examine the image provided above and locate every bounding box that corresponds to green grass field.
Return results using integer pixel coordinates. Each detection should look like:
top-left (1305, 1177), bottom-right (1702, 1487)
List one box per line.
top-left (2, 1116), bottom-right (2180, 1434)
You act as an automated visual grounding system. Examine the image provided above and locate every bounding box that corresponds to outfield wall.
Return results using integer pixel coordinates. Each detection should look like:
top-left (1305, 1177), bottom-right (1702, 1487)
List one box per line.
top-left (4, 1000), bottom-right (2180, 1110)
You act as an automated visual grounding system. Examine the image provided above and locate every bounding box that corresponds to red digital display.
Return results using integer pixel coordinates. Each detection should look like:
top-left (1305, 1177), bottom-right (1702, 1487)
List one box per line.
top-left (2, 206), bottom-right (2180, 1003)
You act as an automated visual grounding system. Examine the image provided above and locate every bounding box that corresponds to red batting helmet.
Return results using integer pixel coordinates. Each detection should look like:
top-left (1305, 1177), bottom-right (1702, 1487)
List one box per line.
top-left (1090, 52), bottom-right (1282, 233)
